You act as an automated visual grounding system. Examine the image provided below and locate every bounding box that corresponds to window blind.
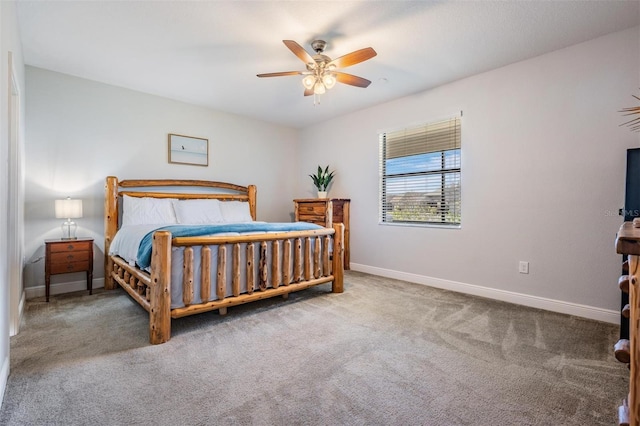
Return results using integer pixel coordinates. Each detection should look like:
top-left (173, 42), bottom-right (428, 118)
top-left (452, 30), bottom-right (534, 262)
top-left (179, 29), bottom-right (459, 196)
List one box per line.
top-left (379, 116), bottom-right (461, 226)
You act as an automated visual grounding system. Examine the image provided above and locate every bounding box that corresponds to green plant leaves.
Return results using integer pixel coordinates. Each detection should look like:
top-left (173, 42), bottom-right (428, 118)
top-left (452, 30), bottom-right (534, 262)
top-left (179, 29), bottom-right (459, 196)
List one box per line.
top-left (309, 165), bottom-right (335, 191)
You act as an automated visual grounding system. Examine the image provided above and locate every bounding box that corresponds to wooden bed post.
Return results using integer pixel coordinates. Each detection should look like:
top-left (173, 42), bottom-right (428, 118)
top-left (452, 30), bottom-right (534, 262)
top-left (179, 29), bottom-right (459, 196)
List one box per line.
top-left (150, 231), bottom-right (172, 344)
top-left (104, 176), bottom-right (119, 290)
top-left (332, 223), bottom-right (344, 293)
top-left (247, 185), bottom-right (257, 221)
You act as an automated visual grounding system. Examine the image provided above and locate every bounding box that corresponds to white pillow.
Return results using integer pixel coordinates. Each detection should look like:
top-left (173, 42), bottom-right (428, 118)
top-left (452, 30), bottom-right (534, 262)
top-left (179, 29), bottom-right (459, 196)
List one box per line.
top-left (122, 195), bottom-right (178, 226)
top-left (219, 201), bottom-right (254, 223)
top-left (172, 199), bottom-right (224, 224)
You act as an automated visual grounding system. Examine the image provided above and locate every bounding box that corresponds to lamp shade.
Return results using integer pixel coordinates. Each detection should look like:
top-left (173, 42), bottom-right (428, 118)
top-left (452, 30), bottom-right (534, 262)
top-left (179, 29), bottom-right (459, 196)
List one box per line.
top-left (55, 198), bottom-right (83, 219)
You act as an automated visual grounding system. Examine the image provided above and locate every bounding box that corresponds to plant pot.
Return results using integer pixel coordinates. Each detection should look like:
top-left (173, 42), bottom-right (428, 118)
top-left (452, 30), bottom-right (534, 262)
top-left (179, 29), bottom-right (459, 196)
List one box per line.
top-left (317, 191), bottom-right (327, 199)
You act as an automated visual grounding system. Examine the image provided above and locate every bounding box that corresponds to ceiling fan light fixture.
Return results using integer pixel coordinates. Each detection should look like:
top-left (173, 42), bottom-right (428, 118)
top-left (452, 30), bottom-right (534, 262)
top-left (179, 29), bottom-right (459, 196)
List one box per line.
top-left (302, 75), bottom-right (316, 89)
top-left (322, 73), bottom-right (336, 89)
top-left (313, 81), bottom-right (326, 95)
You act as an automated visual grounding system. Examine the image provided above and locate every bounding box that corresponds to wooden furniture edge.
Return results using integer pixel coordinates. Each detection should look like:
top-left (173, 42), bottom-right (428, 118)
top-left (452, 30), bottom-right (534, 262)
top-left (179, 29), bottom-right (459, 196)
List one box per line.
top-left (616, 221), bottom-right (640, 425)
top-left (172, 228), bottom-right (335, 246)
top-left (171, 276), bottom-right (335, 318)
top-left (342, 201), bottom-right (350, 269)
top-left (105, 176), bottom-right (119, 290)
top-left (332, 223), bottom-right (344, 293)
top-left (292, 198), bottom-right (351, 202)
top-left (119, 179), bottom-right (248, 192)
top-left (617, 222), bottom-right (640, 256)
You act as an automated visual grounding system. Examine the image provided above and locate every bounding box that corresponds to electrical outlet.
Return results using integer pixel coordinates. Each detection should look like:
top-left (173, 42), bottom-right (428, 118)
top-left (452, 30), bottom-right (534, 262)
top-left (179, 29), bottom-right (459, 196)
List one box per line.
top-left (519, 261), bottom-right (529, 274)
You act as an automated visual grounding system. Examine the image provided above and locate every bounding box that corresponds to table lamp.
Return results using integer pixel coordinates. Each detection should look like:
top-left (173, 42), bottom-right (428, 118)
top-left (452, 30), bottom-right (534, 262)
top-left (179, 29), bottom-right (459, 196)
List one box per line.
top-left (55, 197), bottom-right (83, 240)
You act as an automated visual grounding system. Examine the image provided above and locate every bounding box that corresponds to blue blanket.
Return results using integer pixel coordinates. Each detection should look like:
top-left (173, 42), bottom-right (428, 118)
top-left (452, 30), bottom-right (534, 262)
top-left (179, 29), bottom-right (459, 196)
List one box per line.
top-left (137, 222), bottom-right (323, 269)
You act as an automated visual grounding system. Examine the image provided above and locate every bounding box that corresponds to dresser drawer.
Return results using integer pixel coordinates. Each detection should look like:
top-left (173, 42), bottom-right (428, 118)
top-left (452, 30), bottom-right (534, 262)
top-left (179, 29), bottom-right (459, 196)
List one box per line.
top-left (50, 260), bottom-right (90, 275)
top-left (49, 241), bottom-right (92, 253)
top-left (297, 202), bottom-right (327, 216)
top-left (298, 213), bottom-right (327, 225)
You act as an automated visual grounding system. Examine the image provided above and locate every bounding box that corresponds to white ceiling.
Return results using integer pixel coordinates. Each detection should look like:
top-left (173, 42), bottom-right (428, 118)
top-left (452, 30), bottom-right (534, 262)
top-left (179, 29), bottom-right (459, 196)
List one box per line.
top-left (16, 0), bottom-right (640, 129)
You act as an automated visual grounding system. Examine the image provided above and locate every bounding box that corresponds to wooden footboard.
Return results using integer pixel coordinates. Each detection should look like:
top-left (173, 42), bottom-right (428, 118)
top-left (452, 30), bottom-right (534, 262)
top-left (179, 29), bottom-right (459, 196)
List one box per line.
top-left (108, 225), bottom-right (343, 344)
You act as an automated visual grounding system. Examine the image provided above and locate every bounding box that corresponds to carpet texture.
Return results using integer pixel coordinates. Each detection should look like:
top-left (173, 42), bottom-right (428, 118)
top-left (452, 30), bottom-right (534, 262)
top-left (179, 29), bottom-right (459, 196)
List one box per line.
top-left (0, 271), bottom-right (629, 425)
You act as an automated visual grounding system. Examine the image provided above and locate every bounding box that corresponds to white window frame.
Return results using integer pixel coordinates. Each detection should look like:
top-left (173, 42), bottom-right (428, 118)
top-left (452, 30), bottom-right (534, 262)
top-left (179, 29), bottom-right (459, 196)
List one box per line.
top-left (379, 115), bottom-right (461, 228)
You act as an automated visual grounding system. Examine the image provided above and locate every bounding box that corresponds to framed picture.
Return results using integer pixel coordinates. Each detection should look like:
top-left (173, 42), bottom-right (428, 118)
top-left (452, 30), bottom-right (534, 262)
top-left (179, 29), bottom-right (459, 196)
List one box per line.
top-left (168, 133), bottom-right (208, 166)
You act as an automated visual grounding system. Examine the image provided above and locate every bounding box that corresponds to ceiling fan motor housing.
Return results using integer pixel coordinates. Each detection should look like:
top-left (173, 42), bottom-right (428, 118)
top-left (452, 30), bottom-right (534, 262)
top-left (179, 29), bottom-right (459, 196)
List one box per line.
top-left (311, 39), bottom-right (327, 53)
top-left (307, 40), bottom-right (331, 72)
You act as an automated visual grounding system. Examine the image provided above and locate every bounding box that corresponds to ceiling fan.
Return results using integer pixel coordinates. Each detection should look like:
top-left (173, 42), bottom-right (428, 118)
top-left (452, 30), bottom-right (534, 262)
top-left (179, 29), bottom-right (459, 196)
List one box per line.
top-left (257, 39), bottom-right (377, 97)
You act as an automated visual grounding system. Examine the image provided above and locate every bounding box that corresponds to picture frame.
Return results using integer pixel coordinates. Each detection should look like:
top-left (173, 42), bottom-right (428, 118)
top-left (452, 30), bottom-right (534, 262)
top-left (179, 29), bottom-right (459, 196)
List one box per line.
top-left (168, 133), bottom-right (209, 166)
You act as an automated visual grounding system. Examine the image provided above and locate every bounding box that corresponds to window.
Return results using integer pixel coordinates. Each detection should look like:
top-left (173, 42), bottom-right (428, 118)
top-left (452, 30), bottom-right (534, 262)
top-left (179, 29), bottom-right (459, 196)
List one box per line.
top-left (379, 116), bottom-right (461, 226)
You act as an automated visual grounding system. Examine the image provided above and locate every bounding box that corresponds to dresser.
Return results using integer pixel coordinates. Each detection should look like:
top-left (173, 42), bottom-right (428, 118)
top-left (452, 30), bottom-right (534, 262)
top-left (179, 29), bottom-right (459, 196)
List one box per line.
top-left (45, 238), bottom-right (94, 302)
top-left (294, 198), bottom-right (350, 270)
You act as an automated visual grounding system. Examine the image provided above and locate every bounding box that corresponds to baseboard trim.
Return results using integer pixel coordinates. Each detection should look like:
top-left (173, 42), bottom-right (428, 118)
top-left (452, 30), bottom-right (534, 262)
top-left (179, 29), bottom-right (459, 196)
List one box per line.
top-left (25, 278), bottom-right (105, 300)
top-left (350, 263), bottom-right (620, 324)
top-left (0, 355), bottom-right (8, 408)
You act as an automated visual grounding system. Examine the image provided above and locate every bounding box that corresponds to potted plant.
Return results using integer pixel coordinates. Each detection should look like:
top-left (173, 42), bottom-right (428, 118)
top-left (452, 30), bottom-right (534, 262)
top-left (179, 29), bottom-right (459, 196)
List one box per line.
top-left (309, 165), bottom-right (335, 198)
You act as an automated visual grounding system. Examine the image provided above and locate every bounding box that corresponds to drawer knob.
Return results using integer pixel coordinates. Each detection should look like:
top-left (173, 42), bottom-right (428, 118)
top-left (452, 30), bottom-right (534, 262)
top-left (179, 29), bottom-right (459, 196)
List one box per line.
top-left (67, 245), bottom-right (74, 250)
top-left (66, 264), bottom-right (74, 270)
top-left (67, 254), bottom-right (74, 260)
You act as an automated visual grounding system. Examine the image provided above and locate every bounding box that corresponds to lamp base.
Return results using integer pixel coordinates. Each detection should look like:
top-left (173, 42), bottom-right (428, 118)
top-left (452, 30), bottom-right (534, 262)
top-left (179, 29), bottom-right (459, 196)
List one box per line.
top-left (61, 220), bottom-right (78, 240)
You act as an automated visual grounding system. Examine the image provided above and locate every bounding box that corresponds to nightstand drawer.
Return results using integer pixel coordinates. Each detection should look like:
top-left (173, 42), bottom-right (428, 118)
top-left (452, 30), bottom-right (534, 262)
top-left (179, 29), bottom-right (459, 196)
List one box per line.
top-left (50, 250), bottom-right (90, 264)
top-left (50, 260), bottom-right (90, 275)
top-left (49, 241), bottom-right (92, 253)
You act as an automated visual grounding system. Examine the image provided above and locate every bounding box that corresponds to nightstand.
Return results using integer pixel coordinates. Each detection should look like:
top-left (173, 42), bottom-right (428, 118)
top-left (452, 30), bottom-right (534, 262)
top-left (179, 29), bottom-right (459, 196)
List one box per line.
top-left (45, 238), bottom-right (94, 302)
top-left (294, 198), bottom-right (350, 269)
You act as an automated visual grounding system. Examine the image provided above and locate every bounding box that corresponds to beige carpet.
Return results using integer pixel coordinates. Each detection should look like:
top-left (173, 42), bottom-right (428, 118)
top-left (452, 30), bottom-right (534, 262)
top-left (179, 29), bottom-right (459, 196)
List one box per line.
top-left (0, 271), bottom-right (628, 425)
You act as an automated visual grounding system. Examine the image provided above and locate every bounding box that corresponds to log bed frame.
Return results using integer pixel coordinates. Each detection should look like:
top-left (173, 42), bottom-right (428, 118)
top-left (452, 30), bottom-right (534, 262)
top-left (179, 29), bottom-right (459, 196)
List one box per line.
top-left (104, 176), bottom-right (344, 344)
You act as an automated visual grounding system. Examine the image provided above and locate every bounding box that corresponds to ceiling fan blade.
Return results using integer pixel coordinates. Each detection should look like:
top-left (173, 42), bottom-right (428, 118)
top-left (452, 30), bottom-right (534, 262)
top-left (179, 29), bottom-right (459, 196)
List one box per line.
top-left (257, 71), bottom-right (304, 78)
top-left (283, 40), bottom-right (315, 65)
top-left (334, 72), bottom-right (371, 88)
top-left (328, 47), bottom-right (377, 69)
top-left (304, 87), bottom-right (314, 97)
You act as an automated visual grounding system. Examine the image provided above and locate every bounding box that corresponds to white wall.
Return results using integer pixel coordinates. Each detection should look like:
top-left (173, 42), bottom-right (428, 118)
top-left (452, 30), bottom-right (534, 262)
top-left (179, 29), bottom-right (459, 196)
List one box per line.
top-left (0, 0), bottom-right (26, 407)
top-left (297, 26), bottom-right (640, 321)
top-left (24, 67), bottom-right (299, 295)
